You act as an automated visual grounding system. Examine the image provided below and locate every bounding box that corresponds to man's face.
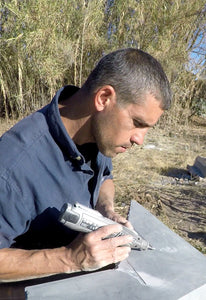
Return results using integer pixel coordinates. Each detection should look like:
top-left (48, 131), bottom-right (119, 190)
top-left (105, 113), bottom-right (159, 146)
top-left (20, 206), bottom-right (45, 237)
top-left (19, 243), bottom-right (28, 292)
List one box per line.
top-left (91, 94), bottom-right (164, 158)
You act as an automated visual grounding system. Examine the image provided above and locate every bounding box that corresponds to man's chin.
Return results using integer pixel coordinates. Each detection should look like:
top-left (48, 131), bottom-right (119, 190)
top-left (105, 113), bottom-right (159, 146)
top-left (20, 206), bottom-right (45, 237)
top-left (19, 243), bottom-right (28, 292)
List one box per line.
top-left (101, 151), bottom-right (117, 158)
top-left (98, 147), bottom-right (117, 158)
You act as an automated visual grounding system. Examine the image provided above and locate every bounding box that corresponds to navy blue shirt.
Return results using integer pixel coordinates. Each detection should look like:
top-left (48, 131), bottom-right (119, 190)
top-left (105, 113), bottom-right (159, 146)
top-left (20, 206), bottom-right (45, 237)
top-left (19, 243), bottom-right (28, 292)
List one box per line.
top-left (0, 86), bottom-right (113, 249)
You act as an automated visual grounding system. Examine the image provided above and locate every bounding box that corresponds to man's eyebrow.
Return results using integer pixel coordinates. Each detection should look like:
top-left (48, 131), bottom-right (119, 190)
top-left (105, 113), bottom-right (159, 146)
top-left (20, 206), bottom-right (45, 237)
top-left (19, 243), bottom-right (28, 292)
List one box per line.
top-left (133, 118), bottom-right (155, 128)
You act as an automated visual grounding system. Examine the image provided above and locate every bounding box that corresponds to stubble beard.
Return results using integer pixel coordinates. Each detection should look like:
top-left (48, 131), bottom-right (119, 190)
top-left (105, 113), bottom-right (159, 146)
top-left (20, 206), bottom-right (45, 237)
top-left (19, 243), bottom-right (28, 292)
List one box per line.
top-left (91, 114), bottom-right (116, 158)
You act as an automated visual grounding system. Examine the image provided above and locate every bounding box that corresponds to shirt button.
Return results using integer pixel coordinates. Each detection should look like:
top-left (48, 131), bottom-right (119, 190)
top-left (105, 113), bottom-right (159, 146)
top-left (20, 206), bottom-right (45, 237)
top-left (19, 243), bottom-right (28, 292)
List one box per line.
top-left (75, 156), bottom-right (81, 161)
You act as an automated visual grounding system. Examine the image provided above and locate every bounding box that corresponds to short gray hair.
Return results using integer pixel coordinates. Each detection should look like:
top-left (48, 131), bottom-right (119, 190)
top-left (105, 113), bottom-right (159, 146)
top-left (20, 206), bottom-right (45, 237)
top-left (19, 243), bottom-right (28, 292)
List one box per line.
top-left (82, 48), bottom-right (172, 110)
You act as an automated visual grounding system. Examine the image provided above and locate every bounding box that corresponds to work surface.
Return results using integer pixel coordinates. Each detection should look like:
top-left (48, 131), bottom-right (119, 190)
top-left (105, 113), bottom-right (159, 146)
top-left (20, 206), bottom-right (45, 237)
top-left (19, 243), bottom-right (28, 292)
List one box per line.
top-left (1, 200), bottom-right (206, 299)
top-left (25, 200), bottom-right (206, 300)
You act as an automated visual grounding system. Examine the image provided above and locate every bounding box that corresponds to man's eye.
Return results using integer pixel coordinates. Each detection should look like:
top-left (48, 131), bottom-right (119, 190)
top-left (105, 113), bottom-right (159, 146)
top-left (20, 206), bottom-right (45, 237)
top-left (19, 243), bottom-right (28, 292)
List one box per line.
top-left (133, 120), bottom-right (144, 128)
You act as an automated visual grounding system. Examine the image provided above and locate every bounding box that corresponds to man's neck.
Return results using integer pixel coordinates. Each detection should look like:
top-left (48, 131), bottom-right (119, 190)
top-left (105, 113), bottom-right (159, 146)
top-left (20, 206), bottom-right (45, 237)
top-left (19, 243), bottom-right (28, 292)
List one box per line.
top-left (58, 89), bottom-right (95, 145)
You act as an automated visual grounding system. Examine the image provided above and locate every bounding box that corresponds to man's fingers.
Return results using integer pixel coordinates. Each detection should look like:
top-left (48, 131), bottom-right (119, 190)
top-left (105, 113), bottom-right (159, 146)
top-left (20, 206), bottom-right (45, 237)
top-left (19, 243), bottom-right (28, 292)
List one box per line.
top-left (104, 210), bottom-right (134, 230)
top-left (85, 224), bottom-right (133, 249)
top-left (95, 245), bottom-right (131, 267)
top-left (122, 220), bottom-right (134, 230)
top-left (103, 234), bottom-right (133, 249)
top-left (110, 245), bottom-right (131, 263)
top-left (88, 224), bottom-right (123, 241)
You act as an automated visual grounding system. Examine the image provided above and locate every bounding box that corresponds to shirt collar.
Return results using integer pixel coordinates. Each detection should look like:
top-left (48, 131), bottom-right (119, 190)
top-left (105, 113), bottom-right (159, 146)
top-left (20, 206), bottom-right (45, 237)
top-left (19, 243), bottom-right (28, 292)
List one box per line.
top-left (46, 85), bottom-right (84, 164)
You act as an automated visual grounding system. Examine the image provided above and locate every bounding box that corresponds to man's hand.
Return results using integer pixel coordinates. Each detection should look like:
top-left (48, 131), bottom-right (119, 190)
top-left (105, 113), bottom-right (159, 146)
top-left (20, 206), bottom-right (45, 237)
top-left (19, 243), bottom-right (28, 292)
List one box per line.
top-left (0, 224), bottom-right (132, 282)
top-left (65, 224), bottom-right (132, 272)
top-left (103, 209), bottom-right (134, 230)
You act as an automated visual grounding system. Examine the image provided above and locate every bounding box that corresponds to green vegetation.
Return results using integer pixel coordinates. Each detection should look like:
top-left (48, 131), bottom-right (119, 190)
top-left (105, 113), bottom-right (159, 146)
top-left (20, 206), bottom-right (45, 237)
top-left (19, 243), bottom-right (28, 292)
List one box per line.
top-left (0, 0), bottom-right (206, 122)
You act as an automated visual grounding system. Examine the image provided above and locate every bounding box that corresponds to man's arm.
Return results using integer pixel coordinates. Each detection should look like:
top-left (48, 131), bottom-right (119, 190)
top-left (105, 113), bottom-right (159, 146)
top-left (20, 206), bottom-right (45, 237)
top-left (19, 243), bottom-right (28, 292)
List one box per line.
top-left (95, 179), bottom-right (133, 229)
top-left (0, 224), bottom-right (132, 282)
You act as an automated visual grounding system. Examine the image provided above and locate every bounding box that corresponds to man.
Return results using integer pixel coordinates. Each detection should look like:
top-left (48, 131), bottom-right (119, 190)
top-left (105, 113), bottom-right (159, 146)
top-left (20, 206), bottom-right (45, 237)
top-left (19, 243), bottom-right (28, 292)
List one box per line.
top-left (0, 48), bottom-right (172, 281)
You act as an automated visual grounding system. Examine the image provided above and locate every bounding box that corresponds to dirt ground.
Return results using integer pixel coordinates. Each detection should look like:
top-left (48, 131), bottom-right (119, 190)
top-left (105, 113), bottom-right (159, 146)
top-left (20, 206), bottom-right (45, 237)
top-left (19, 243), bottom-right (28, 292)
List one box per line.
top-left (1, 116), bottom-right (206, 254)
top-left (112, 116), bottom-right (206, 254)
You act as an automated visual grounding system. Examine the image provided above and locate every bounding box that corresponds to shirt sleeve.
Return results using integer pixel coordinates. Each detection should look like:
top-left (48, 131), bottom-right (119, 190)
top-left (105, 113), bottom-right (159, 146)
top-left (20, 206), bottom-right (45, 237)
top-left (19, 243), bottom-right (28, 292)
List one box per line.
top-left (0, 176), bottom-right (31, 249)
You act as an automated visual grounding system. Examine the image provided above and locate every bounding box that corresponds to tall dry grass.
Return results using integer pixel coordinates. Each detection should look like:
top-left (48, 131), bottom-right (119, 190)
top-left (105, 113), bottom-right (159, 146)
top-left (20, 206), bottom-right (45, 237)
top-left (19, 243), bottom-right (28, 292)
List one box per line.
top-left (0, 0), bottom-right (205, 124)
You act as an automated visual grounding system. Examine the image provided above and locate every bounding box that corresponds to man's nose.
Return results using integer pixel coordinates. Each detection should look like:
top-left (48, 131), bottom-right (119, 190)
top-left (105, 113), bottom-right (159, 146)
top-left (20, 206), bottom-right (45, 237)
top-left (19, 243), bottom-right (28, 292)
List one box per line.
top-left (130, 128), bottom-right (148, 145)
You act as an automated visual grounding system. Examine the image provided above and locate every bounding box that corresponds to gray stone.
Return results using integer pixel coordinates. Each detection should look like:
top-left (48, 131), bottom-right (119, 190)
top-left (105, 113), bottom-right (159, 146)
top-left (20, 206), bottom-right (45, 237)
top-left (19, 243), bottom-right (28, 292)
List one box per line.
top-left (25, 200), bottom-right (206, 300)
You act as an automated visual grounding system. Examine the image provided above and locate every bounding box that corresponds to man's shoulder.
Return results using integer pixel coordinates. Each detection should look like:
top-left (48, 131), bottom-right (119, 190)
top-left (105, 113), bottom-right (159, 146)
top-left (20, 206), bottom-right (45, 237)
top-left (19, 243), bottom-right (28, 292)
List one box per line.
top-left (0, 111), bottom-right (49, 174)
top-left (1, 111), bottom-right (48, 145)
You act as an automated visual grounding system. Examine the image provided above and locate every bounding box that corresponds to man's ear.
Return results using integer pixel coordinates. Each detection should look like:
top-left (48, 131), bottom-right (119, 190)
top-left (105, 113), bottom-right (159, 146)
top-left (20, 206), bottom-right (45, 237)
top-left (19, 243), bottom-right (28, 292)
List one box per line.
top-left (94, 85), bottom-right (116, 111)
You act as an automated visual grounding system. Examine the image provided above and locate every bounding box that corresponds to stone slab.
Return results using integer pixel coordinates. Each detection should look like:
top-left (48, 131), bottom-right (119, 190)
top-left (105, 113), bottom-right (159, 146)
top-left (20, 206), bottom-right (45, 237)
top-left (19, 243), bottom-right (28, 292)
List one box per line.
top-left (25, 200), bottom-right (206, 300)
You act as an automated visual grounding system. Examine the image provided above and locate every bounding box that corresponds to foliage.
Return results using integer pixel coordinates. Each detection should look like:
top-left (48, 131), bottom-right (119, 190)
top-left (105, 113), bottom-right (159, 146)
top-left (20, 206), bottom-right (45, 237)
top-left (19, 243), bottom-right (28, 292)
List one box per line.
top-left (0, 0), bottom-right (205, 121)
